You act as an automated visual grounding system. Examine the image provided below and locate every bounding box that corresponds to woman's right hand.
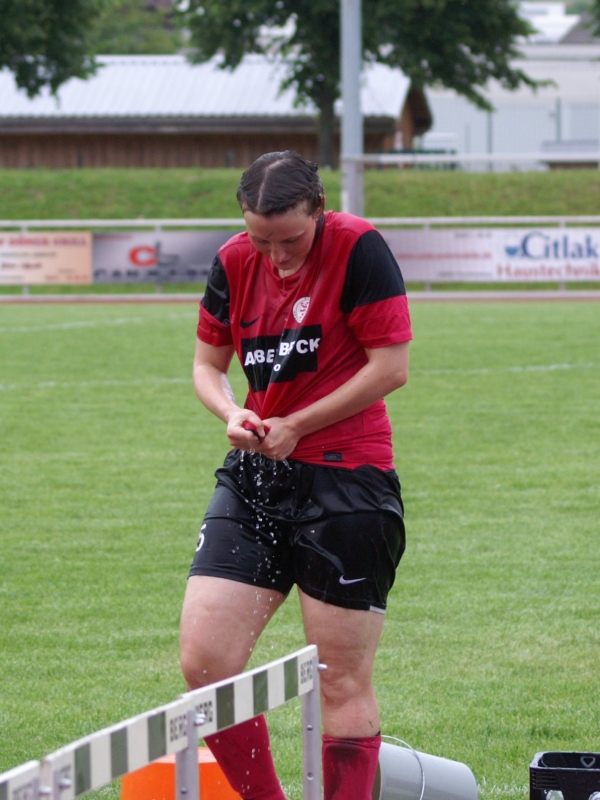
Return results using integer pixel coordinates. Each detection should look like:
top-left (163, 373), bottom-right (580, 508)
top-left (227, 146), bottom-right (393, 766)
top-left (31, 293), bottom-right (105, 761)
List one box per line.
top-left (226, 409), bottom-right (268, 451)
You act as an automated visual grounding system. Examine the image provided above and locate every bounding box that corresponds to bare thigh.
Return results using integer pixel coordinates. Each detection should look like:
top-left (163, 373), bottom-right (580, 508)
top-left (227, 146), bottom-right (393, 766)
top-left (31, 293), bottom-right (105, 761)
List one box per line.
top-left (299, 589), bottom-right (385, 737)
top-left (180, 575), bottom-right (286, 689)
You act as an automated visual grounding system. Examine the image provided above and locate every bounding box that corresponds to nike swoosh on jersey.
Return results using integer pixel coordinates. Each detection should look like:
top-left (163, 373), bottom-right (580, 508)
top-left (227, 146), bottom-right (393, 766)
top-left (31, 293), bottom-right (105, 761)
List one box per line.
top-left (339, 576), bottom-right (367, 585)
top-left (240, 316), bottom-right (261, 328)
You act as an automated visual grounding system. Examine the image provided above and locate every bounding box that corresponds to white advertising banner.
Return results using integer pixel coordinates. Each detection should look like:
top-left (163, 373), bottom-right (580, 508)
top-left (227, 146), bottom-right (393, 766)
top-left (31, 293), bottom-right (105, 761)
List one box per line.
top-left (92, 230), bottom-right (238, 283)
top-left (0, 233), bottom-right (92, 284)
top-left (383, 228), bottom-right (600, 282)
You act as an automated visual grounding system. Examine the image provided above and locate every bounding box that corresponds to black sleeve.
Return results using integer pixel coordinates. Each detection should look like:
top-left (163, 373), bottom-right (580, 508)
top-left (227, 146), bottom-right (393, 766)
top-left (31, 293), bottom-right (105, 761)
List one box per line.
top-left (201, 254), bottom-right (230, 325)
top-left (340, 230), bottom-right (406, 314)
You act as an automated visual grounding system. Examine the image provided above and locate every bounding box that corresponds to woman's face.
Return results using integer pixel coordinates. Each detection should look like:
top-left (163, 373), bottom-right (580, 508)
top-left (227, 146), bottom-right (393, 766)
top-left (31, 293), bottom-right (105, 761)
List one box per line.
top-left (244, 203), bottom-right (322, 275)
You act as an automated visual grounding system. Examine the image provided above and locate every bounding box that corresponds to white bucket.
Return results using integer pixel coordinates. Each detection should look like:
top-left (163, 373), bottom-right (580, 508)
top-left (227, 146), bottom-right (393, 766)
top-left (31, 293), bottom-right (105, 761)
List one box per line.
top-left (372, 741), bottom-right (479, 800)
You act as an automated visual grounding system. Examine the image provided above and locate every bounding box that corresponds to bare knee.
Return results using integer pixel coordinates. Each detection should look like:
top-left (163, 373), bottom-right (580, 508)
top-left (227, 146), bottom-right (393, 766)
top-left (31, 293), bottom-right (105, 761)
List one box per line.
top-left (180, 645), bottom-right (211, 690)
top-left (320, 666), bottom-right (366, 711)
top-left (180, 627), bottom-right (245, 690)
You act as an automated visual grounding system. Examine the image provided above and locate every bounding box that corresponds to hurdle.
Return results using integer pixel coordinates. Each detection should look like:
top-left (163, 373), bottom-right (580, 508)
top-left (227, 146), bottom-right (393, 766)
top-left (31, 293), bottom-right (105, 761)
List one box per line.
top-left (0, 645), bottom-right (322, 800)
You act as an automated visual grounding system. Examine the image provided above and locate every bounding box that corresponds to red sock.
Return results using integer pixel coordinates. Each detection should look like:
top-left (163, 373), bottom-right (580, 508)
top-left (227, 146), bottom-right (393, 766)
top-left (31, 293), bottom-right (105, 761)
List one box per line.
top-left (322, 733), bottom-right (381, 800)
top-left (204, 715), bottom-right (286, 800)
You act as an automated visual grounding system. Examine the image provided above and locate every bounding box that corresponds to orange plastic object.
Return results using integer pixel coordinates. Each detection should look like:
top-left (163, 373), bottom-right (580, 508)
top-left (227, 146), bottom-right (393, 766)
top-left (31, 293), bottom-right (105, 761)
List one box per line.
top-left (120, 747), bottom-right (241, 800)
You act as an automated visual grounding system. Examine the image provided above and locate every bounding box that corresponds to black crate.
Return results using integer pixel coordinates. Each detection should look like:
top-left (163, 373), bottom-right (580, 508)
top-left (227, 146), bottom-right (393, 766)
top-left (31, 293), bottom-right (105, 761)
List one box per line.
top-left (530, 752), bottom-right (600, 800)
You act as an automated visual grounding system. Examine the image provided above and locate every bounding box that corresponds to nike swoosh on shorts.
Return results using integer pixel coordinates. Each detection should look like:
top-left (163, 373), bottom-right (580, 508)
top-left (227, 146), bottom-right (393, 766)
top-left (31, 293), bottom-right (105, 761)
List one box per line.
top-left (339, 576), bottom-right (367, 585)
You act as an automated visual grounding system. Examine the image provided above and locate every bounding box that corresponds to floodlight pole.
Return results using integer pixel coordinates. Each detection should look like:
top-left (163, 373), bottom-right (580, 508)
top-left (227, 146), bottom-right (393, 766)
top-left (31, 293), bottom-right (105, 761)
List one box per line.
top-left (340, 0), bottom-right (364, 216)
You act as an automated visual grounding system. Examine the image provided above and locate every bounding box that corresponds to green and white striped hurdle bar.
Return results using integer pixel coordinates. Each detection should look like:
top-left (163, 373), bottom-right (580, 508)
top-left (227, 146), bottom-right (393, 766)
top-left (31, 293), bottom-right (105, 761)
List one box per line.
top-left (0, 645), bottom-right (322, 800)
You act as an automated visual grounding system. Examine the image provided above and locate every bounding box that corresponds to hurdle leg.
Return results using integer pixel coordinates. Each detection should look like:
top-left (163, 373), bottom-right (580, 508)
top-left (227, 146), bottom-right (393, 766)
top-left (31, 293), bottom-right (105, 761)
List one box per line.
top-left (302, 655), bottom-right (323, 800)
top-left (175, 708), bottom-right (200, 800)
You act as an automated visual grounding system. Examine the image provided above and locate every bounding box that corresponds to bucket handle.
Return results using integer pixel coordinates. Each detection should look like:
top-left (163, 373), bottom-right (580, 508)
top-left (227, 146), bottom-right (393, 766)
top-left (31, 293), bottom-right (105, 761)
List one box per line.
top-left (381, 735), bottom-right (426, 800)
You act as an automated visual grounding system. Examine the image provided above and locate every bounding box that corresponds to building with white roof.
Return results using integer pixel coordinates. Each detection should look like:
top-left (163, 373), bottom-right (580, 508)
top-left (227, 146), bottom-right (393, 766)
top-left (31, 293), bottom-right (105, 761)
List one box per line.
top-left (519, 2), bottom-right (581, 43)
top-left (0, 54), bottom-right (431, 169)
top-left (422, 42), bottom-right (600, 169)
top-left (420, 2), bottom-right (600, 169)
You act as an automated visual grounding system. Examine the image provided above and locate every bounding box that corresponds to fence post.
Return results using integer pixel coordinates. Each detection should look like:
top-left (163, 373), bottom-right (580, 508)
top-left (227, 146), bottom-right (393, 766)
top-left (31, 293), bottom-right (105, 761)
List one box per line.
top-left (302, 654), bottom-right (323, 800)
top-left (340, 0), bottom-right (364, 217)
top-left (175, 708), bottom-right (201, 800)
top-left (0, 761), bottom-right (41, 800)
top-left (341, 157), bottom-right (364, 217)
top-left (154, 223), bottom-right (163, 294)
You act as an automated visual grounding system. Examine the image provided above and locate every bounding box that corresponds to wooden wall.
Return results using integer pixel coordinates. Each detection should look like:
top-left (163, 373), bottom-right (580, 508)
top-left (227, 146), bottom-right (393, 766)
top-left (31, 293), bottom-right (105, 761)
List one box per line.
top-left (0, 129), bottom-right (391, 169)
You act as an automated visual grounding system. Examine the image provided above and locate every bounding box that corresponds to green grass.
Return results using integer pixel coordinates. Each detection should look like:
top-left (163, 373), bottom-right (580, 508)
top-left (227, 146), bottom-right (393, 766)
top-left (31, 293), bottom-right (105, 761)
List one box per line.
top-left (365, 169), bottom-right (600, 217)
top-left (1, 301), bottom-right (599, 799)
top-left (1, 167), bottom-right (600, 220)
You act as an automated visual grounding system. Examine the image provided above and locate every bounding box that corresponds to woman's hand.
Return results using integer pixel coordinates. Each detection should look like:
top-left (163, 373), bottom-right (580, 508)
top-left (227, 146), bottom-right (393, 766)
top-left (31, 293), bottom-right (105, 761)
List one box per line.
top-left (227, 412), bottom-right (299, 461)
top-left (226, 410), bottom-right (270, 451)
top-left (232, 342), bottom-right (409, 461)
top-left (194, 338), bottom-right (409, 461)
top-left (255, 416), bottom-right (300, 462)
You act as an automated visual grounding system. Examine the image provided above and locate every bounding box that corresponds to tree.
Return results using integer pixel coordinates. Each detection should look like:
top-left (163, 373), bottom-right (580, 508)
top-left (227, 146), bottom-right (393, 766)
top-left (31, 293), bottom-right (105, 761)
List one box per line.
top-left (587, 0), bottom-right (600, 28)
top-left (0, 0), bottom-right (105, 97)
top-left (178, 0), bottom-right (538, 167)
top-left (0, 0), bottom-right (182, 98)
top-left (88, 0), bottom-right (182, 55)
top-left (566, 0), bottom-right (593, 12)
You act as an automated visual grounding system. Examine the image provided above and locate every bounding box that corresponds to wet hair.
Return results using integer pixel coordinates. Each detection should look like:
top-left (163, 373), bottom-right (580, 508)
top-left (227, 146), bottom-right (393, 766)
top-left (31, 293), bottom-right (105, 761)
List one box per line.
top-left (237, 151), bottom-right (324, 217)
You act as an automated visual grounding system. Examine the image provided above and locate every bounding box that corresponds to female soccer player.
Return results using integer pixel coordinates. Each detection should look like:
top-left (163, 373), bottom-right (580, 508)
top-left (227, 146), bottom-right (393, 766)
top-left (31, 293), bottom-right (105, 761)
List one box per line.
top-left (180, 150), bottom-right (412, 800)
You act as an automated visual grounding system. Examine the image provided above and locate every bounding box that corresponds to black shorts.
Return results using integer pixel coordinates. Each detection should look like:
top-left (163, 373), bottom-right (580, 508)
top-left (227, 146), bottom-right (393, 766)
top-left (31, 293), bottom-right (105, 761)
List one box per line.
top-left (189, 451), bottom-right (406, 612)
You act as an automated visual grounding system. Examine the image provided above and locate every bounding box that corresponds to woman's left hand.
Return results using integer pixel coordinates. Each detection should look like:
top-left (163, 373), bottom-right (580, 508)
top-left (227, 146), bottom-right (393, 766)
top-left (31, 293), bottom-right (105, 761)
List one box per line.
top-left (256, 416), bottom-right (300, 462)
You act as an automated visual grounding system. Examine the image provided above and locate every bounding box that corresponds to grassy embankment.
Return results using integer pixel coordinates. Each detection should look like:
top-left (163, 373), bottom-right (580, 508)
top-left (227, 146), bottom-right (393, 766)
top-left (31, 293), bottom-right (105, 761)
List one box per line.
top-left (0, 167), bottom-right (599, 294)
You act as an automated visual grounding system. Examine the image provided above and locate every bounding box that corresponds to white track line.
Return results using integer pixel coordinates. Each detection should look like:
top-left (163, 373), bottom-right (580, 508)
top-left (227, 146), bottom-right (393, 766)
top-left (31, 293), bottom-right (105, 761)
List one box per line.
top-left (415, 362), bottom-right (595, 376)
top-left (0, 362), bottom-right (595, 394)
top-left (0, 377), bottom-right (189, 392)
top-left (0, 312), bottom-right (196, 334)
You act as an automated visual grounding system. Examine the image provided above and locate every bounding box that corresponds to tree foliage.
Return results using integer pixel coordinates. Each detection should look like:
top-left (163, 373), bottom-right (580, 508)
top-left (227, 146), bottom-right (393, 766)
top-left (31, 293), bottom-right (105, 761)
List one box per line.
top-left (181, 0), bottom-right (341, 121)
top-left (179, 0), bottom-right (538, 163)
top-left (0, 0), bottom-right (105, 97)
top-left (88, 0), bottom-right (182, 55)
top-left (588, 0), bottom-right (600, 29)
top-left (364, 0), bottom-right (536, 110)
top-left (0, 0), bottom-right (182, 97)
top-left (566, 0), bottom-right (594, 12)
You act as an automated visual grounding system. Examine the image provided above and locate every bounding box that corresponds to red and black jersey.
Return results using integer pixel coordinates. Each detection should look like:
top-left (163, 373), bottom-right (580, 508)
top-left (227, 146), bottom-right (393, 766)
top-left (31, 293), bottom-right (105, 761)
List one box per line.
top-left (197, 211), bottom-right (412, 470)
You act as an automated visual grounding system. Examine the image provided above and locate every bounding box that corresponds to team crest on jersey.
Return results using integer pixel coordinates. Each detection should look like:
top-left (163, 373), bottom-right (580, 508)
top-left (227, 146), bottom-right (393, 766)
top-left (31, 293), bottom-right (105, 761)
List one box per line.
top-left (293, 296), bottom-right (310, 323)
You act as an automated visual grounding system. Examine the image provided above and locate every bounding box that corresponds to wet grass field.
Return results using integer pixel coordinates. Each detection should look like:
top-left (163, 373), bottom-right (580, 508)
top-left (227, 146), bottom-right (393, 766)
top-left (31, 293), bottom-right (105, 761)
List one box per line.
top-left (1, 300), bottom-right (598, 799)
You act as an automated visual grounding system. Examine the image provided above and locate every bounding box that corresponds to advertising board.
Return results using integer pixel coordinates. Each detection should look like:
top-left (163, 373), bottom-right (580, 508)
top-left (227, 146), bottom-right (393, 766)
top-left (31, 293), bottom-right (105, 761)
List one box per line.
top-left (92, 231), bottom-right (236, 283)
top-left (3, 226), bottom-right (599, 287)
top-left (0, 233), bottom-right (92, 284)
top-left (383, 228), bottom-right (600, 282)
